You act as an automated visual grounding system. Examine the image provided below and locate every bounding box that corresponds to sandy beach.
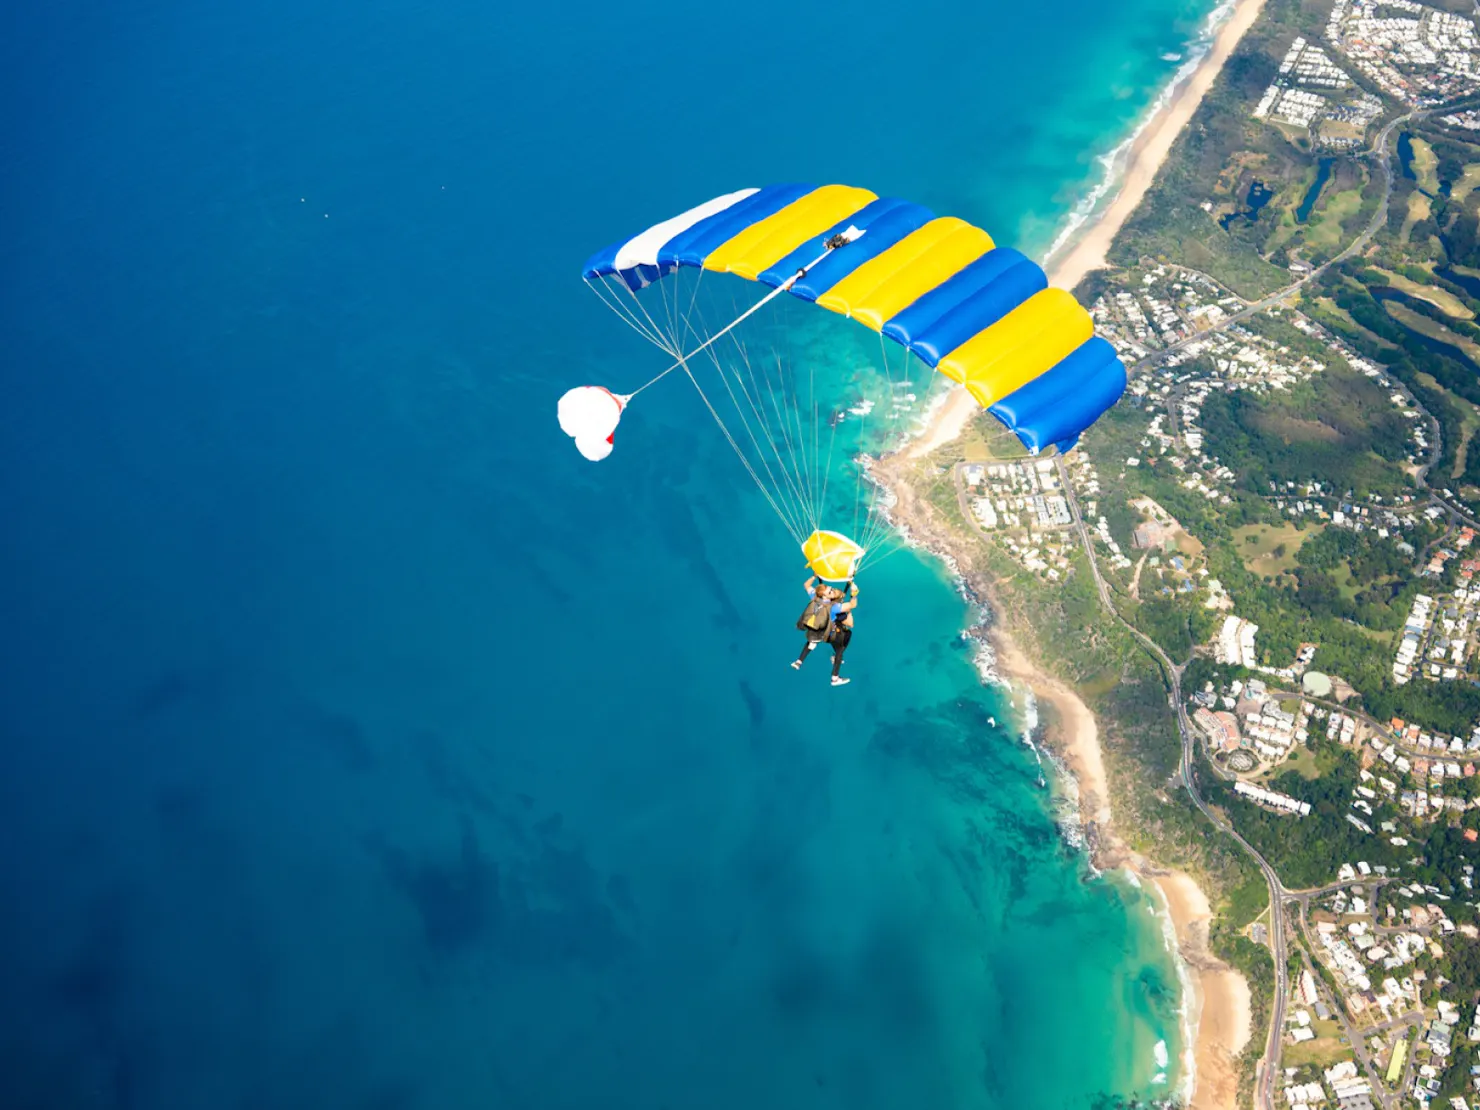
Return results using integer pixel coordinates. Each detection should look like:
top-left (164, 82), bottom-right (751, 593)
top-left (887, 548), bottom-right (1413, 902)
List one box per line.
top-left (907, 0), bottom-right (1268, 461)
top-left (879, 456), bottom-right (1256, 1107)
top-left (883, 0), bottom-right (1272, 1101)
top-left (993, 633), bottom-right (1113, 829)
top-left (1155, 874), bottom-right (1254, 1110)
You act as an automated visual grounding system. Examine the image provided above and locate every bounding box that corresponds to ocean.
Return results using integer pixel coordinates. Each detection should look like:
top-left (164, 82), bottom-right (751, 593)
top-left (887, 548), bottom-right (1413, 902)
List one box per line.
top-left (0, 0), bottom-right (1216, 1106)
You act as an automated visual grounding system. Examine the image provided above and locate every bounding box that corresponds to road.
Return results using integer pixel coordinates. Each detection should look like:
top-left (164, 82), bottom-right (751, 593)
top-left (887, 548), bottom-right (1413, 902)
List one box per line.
top-left (944, 104), bottom-right (1428, 1109)
top-left (1293, 900), bottom-right (1395, 1109)
top-left (1050, 456), bottom-right (1294, 1110)
top-left (1134, 110), bottom-right (1417, 376)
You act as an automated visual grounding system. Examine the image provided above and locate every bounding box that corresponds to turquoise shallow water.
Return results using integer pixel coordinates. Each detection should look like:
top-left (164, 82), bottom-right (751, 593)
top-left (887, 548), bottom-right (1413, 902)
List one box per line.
top-left (1, 0), bottom-right (1211, 1106)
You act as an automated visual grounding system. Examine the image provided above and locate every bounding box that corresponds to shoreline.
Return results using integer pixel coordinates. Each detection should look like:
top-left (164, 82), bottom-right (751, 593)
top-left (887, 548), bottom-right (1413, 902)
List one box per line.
top-left (878, 454), bottom-right (1255, 1109)
top-left (1153, 874), bottom-right (1255, 1110)
top-left (876, 1), bottom-right (1270, 1099)
top-left (906, 0), bottom-right (1268, 462)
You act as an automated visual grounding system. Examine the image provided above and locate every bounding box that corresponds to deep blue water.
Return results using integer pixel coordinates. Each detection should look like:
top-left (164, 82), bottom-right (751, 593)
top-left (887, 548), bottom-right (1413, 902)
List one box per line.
top-left (1296, 158), bottom-right (1333, 223)
top-left (1, 1), bottom-right (1212, 1107)
top-left (1438, 266), bottom-right (1480, 300)
top-left (1369, 287), bottom-right (1478, 368)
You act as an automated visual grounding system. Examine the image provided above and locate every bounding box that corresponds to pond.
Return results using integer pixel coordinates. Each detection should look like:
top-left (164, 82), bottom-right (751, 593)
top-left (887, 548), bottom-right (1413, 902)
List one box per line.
top-left (1437, 266), bottom-right (1480, 300)
top-left (1398, 131), bottom-right (1415, 182)
top-left (1296, 158), bottom-right (1334, 223)
top-left (1368, 286), bottom-right (1477, 368)
top-left (1219, 179), bottom-right (1276, 230)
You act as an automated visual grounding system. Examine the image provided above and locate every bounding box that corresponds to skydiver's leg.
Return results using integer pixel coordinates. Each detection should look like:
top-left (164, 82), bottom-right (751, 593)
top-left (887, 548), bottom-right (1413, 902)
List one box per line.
top-left (830, 629), bottom-right (851, 679)
top-left (793, 639), bottom-right (818, 668)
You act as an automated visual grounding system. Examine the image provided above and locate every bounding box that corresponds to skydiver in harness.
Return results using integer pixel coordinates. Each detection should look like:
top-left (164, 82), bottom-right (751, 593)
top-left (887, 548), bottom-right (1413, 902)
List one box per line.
top-left (792, 575), bottom-right (859, 686)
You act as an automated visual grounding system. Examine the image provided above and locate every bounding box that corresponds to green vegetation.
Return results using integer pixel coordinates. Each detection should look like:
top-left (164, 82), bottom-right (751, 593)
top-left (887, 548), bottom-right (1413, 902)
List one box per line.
top-left (1106, 0), bottom-right (1331, 297)
top-left (1232, 521), bottom-right (1315, 577)
top-left (950, 5), bottom-right (1480, 1092)
top-left (1410, 136), bottom-right (1441, 195)
top-left (1373, 268), bottom-right (1473, 320)
top-left (1201, 744), bottom-right (1402, 888)
top-left (1450, 163), bottom-right (1480, 202)
top-left (1382, 300), bottom-right (1480, 365)
top-left (1312, 267), bottom-right (1480, 498)
top-left (1284, 1019), bottom-right (1355, 1069)
top-left (1307, 183), bottom-right (1366, 254)
top-left (1197, 364), bottom-right (1416, 498)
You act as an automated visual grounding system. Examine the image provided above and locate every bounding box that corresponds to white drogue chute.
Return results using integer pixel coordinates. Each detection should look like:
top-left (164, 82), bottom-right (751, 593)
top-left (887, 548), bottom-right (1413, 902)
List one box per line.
top-left (558, 385), bottom-right (629, 461)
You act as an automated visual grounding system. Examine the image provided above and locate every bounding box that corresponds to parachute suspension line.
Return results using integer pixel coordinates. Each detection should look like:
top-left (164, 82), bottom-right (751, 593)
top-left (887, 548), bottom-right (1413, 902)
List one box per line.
top-left (852, 388), bottom-right (869, 548)
top-left (667, 279), bottom-right (817, 544)
top-left (774, 349), bottom-right (816, 529)
top-left (762, 350), bottom-right (815, 532)
top-left (855, 334), bottom-right (907, 567)
top-left (625, 242), bottom-right (840, 400)
top-left (818, 407), bottom-right (838, 537)
top-left (586, 277), bottom-right (678, 355)
top-left (666, 281), bottom-right (815, 542)
top-left (863, 331), bottom-right (901, 553)
top-left (678, 358), bottom-right (807, 546)
top-left (692, 328), bottom-right (813, 543)
top-left (627, 275), bottom-right (692, 360)
top-left (727, 334), bottom-right (814, 531)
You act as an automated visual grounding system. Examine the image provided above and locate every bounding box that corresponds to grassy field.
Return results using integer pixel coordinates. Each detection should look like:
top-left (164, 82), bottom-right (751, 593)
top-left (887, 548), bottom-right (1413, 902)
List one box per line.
top-left (1452, 163), bottom-right (1480, 202)
top-left (1283, 1019), bottom-right (1354, 1069)
top-left (954, 413), bottom-right (1035, 463)
top-left (1384, 300), bottom-right (1480, 364)
top-left (1373, 268), bottom-right (1474, 319)
top-left (1284, 748), bottom-right (1320, 781)
top-left (1411, 136), bottom-right (1440, 195)
top-left (1401, 191), bottom-right (1432, 243)
top-left (1309, 187), bottom-right (1365, 253)
top-left (1232, 521), bottom-right (1316, 576)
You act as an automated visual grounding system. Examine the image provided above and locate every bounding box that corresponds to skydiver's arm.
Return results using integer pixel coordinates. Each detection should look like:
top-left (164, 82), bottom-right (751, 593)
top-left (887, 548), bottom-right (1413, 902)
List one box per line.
top-left (804, 574), bottom-right (818, 594)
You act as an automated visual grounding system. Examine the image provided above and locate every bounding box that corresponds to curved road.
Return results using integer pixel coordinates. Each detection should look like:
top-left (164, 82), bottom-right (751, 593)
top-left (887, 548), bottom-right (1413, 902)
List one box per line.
top-left (1135, 110), bottom-right (1417, 375)
top-left (942, 105), bottom-right (1419, 1109)
top-left (1059, 109), bottom-right (1416, 1109)
top-left (1053, 456), bottom-right (1293, 1110)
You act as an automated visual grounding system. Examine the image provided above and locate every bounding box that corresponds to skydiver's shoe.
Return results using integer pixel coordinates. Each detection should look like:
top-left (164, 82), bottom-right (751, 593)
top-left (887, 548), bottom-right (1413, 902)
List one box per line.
top-left (791, 660), bottom-right (802, 670)
top-left (831, 676), bottom-right (850, 686)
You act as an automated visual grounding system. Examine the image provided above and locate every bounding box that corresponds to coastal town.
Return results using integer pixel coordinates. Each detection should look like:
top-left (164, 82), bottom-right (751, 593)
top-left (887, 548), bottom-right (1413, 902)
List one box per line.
top-left (885, 0), bottom-right (1480, 1107)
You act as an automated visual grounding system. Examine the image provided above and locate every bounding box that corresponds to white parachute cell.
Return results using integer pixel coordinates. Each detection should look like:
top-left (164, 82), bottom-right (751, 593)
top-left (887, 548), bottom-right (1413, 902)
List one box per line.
top-left (558, 385), bottom-right (626, 461)
top-left (574, 435), bottom-right (614, 462)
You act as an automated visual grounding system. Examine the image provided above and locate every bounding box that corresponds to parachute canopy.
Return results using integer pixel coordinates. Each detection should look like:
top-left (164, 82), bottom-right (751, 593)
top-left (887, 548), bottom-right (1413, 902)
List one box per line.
top-left (802, 529), bottom-right (864, 582)
top-left (584, 184), bottom-right (1126, 456)
top-left (558, 385), bottom-right (626, 462)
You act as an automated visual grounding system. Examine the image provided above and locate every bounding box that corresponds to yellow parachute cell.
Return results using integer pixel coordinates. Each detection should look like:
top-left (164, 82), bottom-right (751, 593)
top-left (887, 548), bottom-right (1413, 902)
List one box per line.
top-left (802, 530), bottom-right (864, 581)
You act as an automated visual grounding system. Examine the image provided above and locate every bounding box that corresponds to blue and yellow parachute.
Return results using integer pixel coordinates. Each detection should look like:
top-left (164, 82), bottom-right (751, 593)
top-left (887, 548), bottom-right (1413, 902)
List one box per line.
top-left (570, 184), bottom-right (1126, 579)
